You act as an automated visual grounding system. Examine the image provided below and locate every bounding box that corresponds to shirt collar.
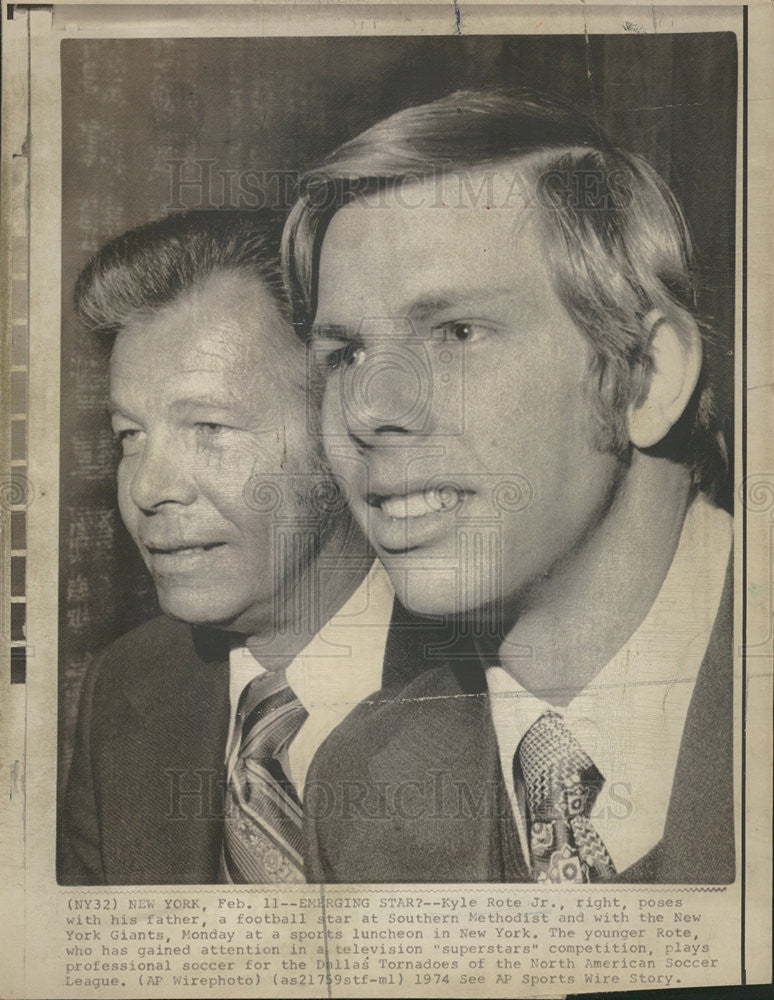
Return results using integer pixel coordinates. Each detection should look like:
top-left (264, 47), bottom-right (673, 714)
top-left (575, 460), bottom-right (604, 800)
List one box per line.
top-left (286, 559), bottom-right (395, 713)
top-left (229, 560), bottom-right (394, 714)
top-left (487, 494), bottom-right (732, 760)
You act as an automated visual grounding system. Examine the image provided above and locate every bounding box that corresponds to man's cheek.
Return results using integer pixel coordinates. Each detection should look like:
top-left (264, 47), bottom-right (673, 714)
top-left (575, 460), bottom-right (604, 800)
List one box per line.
top-left (239, 425), bottom-right (290, 460)
top-left (116, 474), bottom-right (136, 531)
top-left (320, 387), bottom-right (348, 447)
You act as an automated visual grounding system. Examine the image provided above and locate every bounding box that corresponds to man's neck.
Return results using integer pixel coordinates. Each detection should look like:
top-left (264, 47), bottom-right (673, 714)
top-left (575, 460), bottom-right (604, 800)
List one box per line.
top-left (242, 533), bottom-right (374, 674)
top-left (494, 454), bottom-right (694, 705)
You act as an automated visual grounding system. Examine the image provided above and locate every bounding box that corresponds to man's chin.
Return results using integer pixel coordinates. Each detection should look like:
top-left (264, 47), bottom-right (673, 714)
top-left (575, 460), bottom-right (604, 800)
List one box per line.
top-left (391, 572), bottom-right (465, 619)
top-left (156, 591), bottom-right (245, 632)
top-left (390, 567), bottom-right (506, 621)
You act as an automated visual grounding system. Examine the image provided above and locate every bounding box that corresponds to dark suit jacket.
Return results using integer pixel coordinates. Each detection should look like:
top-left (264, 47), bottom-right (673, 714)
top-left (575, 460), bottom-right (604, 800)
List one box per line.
top-left (304, 565), bottom-right (735, 884)
top-left (58, 598), bottom-right (451, 885)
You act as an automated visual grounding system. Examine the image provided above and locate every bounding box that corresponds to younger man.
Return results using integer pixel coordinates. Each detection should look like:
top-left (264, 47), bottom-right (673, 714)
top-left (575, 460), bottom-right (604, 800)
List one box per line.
top-left (285, 90), bottom-right (734, 884)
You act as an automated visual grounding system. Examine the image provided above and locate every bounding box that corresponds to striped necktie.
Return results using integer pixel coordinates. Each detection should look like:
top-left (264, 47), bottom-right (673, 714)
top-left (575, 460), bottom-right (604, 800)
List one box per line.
top-left (516, 711), bottom-right (617, 883)
top-left (221, 671), bottom-right (308, 883)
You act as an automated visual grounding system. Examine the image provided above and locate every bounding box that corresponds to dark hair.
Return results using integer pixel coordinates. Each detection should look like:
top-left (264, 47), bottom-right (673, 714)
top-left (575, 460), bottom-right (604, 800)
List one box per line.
top-left (76, 209), bottom-right (290, 334)
top-left (282, 88), bottom-right (728, 496)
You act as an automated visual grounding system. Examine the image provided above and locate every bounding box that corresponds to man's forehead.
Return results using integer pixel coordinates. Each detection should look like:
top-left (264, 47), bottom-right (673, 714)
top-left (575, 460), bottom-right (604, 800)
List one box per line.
top-left (317, 178), bottom-right (551, 322)
top-left (112, 311), bottom-right (256, 373)
top-left (339, 158), bottom-right (544, 216)
top-left (322, 169), bottom-right (545, 264)
top-left (108, 325), bottom-right (290, 422)
top-left (112, 270), bottom-right (296, 366)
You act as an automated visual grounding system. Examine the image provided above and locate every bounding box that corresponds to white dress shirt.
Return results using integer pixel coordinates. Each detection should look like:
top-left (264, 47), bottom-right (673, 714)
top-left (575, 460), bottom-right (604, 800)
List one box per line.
top-left (227, 560), bottom-right (394, 800)
top-left (486, 495), bottom-right (732, 873)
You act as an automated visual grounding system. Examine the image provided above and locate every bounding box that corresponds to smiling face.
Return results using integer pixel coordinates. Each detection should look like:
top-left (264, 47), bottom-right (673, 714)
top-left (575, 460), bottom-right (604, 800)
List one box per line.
top-left (110, 268), bottom-right (318, 633)
top-left (313, 170), bottom-right (627, 616)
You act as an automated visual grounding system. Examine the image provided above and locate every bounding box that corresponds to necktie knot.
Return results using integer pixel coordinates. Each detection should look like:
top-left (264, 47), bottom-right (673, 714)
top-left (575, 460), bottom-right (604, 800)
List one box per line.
top-left (236, 673), bottom-right (308, 765)
top-left (516, 711), bottom-right (616, 883)
top-left (518, 710), bottom-right (603, 820)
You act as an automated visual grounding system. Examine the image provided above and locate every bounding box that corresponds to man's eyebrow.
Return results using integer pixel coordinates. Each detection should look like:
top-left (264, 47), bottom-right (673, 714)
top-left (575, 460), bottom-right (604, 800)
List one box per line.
top-left (107, 397), bottom-right (248, 421)
top-left (309, 322), bottom-right (355, 341)
top-left (312, 288), bottom-right (519, 337)
top-left (406, 287), bottom-right (517, 321)
top-left (107, 399), bottom-right (132, 418)
top-left (169, 395), bottom-right (246, 414)
top-left (405, 296), bottom-right (461, 323)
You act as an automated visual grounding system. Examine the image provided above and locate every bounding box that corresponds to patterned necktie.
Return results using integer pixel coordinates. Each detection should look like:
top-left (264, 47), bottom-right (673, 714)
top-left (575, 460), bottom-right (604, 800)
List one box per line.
top-left (221, 671), bottom-right (308, 883)
top-left (516, 711), bottom-right (617, 883)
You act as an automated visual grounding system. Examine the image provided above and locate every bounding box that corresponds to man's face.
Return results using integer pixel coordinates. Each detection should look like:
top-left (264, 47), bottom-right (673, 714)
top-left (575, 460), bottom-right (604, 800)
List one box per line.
top-left (313, 170), bottom-right (626, 616)
top-left (110, 268), bottom-right (318, 633)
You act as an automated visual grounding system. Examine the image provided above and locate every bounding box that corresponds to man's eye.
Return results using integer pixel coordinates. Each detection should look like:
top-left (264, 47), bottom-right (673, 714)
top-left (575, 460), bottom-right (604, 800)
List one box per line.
top-left (196, 422), bottom-right (226, 436)
top-left (314, 341), bottom-right (366, 374)
top-left (114, 428), bottom-right (144, 454)
top-left (435, 321), bottom-right (488, 344)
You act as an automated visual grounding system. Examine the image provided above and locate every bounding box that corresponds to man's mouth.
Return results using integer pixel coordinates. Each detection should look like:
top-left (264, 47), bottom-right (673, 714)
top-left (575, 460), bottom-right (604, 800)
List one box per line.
top-left (365, 485), bottom-right (470, 521)
top-left (145, 542), bottom-right (225, 556)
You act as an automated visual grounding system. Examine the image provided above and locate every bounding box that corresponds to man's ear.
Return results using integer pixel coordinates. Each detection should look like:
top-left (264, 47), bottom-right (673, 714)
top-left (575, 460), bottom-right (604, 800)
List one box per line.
top-left (627, 309), bottom-right (702, 450)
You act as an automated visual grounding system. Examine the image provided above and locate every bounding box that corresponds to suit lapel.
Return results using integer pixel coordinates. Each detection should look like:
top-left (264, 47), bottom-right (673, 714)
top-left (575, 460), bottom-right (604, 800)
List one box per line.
top-left (615, 559), bottom-right (734, 884)
top-left (102, 622), bottom-right (230, 884)
top-left (366, 662), bottom-right (528, 882)
top-left (381, 598), bottom-right (476, 688)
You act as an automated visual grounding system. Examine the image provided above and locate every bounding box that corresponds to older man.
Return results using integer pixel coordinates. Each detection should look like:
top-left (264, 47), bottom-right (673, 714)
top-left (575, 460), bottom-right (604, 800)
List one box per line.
top-left (59, 210), bottom-right (436, 885)
top-left (286, 90), bottom-right (734, 884)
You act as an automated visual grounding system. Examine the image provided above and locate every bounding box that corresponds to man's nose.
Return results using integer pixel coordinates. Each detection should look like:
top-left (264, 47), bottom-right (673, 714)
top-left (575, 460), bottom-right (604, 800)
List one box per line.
top-left (338, 341), bottom-right (434, 447)
top-left (129, 433), bottom-right (197, 512)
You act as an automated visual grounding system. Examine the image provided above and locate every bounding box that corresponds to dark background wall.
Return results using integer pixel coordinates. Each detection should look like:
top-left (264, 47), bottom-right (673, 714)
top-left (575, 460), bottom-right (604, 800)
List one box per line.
top-left (58, 32), bottom-right (737, 789)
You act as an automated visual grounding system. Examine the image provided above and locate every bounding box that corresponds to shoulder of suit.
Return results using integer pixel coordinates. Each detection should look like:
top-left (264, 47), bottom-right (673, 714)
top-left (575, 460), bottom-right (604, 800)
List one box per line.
top-left (87, 616), bottom-right (205, 703)
top-left (311, 659), bottom-right (485, 771)
top-left (96, 614), bottom-right (192, 663)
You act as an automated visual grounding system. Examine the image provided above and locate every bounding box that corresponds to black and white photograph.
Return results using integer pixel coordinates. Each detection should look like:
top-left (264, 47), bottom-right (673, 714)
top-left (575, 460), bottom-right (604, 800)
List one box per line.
top-left (56, 28), bottom-right (737, 888)
top-left (2, 3), bottom-right (772, 998)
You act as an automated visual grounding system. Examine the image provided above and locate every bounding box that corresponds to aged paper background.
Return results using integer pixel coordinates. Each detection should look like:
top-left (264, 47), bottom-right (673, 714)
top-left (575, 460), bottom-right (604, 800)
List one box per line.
top-left (1, 1), bottom-right (771, 998)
